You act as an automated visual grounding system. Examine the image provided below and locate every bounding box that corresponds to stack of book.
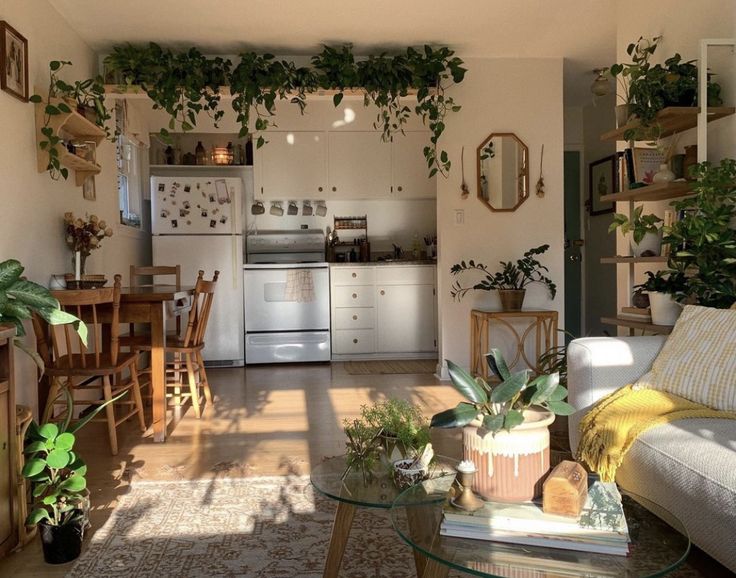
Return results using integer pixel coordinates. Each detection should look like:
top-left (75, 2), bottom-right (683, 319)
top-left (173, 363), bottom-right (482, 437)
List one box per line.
top-left (441, 481), bottom-right (630, 556)
top-left (618, 306), bottom-right (651, 323)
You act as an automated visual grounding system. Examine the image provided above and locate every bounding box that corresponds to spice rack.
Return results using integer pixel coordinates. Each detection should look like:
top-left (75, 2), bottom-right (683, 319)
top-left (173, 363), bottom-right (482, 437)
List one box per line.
top-left (333, 216), bottom-right (368, 245)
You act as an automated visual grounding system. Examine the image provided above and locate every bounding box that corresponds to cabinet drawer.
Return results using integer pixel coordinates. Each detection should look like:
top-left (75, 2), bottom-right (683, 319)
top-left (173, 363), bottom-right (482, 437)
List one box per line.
top-left (333, 329), bottom-right (376, 354)
top-left (332, 285), bottom-right (375, 308)
top-left (376, 266), bottom-right (435, 285)
top-left (334, 307), bottom-right (375, 330)
top-left (332, 267), bottom-right (376, 286)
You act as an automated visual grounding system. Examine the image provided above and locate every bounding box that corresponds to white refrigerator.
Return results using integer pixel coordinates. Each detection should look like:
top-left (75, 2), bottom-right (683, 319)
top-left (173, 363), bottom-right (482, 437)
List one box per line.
top-left (151, 175), bottom-right (246, 366)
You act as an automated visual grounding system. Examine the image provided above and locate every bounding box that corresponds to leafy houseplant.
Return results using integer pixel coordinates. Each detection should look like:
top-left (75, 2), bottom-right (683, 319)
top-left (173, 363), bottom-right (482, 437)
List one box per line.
top-left (431, 350), bottom-right (574, 502)
top-left (23, 388), bottom-right (124, 564)
top-left (342, 418), bottom-right (383, 485)
top-left (30, 61), bottom-right (114, 180)
top-left (450, 245), bottom-right (557, 311)
top-left (609, 205), bottom-right (663, 257)
top-left (360, 398), bottom-right (431, 460)
top-left (635, 270), bottom-right (687, 326)
top-left (0, 259), bottom-right (86, 367)
top-left (663, 159), bottom-right (736, 309)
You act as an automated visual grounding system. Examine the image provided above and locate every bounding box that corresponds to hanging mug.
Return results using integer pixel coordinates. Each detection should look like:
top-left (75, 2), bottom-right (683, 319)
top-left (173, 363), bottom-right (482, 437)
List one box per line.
top-left (270, 202), bottom-right (284, 216)
top-left (315, 201), bottom-right (328, 217)
top-left (302, 201), bottom-right (313, 216)
top-left (287, 201), bottom-right (299, 215)
top-left (251, 200), bottom-right (265, 215)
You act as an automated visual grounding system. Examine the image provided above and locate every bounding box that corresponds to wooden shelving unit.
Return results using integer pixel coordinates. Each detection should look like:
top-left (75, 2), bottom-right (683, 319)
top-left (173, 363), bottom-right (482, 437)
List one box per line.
top-left (601, 317), bottom-right (673, 335)
top-left (600, 256), bottom-right (668, 264)
top-left (35, 99), bottom-right (106, 186)
top-left (600, 180), bottom-right (692, 203)
top-left (600, 106), bottom-right (735, 141)
top-left (104, 85), bottom-right (423, 100)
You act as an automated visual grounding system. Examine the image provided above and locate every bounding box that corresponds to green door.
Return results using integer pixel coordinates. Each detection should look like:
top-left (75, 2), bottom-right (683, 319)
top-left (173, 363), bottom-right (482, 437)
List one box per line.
top-left (564, 151), bottom-right (582, 340)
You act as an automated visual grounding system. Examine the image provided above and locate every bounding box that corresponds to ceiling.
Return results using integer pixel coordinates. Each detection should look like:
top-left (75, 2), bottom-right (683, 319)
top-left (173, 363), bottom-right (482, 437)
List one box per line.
top-left (49, 0), bottom-right (617, 106)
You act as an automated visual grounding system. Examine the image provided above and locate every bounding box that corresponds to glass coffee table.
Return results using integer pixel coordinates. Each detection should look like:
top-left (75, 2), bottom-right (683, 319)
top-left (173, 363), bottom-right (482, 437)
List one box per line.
top-left (311, 454), bottom-right (458, 578)
top-left (391, 475), bottom-right (691, 578)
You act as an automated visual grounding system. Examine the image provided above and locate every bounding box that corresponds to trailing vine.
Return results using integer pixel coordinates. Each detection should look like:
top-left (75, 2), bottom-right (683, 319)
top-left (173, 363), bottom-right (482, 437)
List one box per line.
top-left (102, 44), bottom-right (467, 177)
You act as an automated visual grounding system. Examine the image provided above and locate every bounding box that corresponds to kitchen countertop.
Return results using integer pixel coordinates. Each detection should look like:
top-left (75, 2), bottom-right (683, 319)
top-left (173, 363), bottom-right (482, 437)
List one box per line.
top-left (329, 260), bottom-right (436, 267)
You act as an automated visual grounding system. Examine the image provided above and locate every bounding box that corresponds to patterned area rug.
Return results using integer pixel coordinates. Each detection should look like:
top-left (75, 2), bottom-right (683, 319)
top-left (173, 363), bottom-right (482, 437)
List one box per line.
top-left (344, 360), bottom-right (438, 375)
top-left (67, 476), bottom-right (422, 578)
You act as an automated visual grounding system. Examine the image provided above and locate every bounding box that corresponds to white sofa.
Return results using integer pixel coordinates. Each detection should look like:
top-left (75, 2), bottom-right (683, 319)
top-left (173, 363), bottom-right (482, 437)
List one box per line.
top-left (567, 336), bottom-right (736, 573)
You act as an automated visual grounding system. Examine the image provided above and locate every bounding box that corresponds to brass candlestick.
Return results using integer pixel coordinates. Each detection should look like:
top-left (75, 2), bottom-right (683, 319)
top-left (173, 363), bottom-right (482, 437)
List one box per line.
top-left (450, 461), bottom-right (484, 512)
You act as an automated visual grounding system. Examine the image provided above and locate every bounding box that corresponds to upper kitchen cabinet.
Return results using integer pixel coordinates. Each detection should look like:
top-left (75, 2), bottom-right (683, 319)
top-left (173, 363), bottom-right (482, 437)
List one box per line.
top-left (328, 132), bottom-right (392, 199)
top-left (392, 131), bottom-right (436, 199)
top-left (256, 131), bottom-right (327, 199)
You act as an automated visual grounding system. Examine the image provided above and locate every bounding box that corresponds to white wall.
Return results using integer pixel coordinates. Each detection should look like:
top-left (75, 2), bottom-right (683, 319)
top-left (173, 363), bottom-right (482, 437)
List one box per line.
top-left (0, 1), bottom-right (150, 412)
top-left (437, 58), bottom-right (565, 374)
top-left (614, 2), bottom-right (736, 315)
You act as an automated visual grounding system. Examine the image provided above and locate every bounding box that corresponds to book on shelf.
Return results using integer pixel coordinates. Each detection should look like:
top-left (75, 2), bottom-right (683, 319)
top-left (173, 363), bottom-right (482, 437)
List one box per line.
top-left (441, 481), bottom-right (630, 556)
top-left (619, 306), bottom-right (652, 322)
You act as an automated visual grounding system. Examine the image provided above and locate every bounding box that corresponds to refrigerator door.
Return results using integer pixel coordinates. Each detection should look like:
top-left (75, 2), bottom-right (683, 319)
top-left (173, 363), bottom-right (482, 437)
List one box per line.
top-left (153, 234), bottom-right (244, 365)
top-left (151, 177), bottom-right (242, 235)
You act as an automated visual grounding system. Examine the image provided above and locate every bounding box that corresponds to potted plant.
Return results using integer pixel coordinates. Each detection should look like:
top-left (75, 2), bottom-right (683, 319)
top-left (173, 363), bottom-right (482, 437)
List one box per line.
top-left (341, 418), bottom-right (383, 485)
top-left (608, 206), bottom-right (663, 257)
top-left (634, 270), bottom-right (687, 325)
top-left (663, 159), bottom-right (736, 309)
top-left (23, 388), bottom-right (123, 564)
top-left (431, 350), bottom-right (573, 502)
top-left (450, 245), bottom-right (557, 311)
top-left (360, 398), bottom-right (430, 461)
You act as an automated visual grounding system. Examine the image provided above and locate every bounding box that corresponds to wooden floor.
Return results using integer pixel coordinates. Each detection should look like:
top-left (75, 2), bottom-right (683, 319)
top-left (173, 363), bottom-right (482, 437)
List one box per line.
top-left (0, 363), bottom-right (731, 576)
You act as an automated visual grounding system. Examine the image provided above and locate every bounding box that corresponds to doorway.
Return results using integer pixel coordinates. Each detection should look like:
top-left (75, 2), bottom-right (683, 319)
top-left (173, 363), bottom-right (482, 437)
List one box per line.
top-left (563, 150), bottom-right (583, 340)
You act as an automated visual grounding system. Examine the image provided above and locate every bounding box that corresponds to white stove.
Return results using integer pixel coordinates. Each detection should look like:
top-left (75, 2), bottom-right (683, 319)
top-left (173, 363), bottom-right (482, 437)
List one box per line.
top-left (244, 230), bottom-right (330, 364)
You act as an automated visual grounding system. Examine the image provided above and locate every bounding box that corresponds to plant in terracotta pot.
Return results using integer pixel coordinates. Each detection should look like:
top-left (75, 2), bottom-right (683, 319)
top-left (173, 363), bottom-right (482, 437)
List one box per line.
top-left (608, 206), bottom-right (663, 257)
top-left (431, 350), bottom-right (574, 502)
top-left (450, 245), bottom-right (556, 311)
top-left (634, 270), bottom-right (687, 326)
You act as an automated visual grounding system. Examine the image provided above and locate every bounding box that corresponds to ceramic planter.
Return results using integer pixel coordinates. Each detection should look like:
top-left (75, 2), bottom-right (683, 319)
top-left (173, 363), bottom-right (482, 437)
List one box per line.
top-left (498, 289), bottom-right (526, 312)
top-left (630, 231), bottom-right (661, 257)
top-left (392, 458), bottom-right (429, 490)
top-left (649, 291), bottom-right (682, 325)
top-left (39, 516), bottom-right (84, 564)
top-left (463, 408), bottom-right (555, 502)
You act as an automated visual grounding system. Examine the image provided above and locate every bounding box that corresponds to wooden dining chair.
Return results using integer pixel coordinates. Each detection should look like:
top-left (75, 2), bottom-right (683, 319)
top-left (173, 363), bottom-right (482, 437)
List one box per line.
top-left (123, 264), bottom-right (182, 347)
top-left (133, 270), bottom-right (219, 418)
top-left (38, 275), bottom-right (146, 455)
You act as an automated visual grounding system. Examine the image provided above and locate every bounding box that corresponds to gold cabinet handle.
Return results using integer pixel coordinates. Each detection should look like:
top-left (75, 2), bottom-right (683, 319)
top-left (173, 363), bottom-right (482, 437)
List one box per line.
top-left (332, 186), bottom-right (337, 192)
top-left (352, 315), bottom-right (358, 320)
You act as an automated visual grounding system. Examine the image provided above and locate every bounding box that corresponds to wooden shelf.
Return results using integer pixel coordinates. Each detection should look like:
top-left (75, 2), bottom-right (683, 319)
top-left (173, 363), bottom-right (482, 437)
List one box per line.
top-left (59, 150), bottom-right (101, 186)
top-left (105, 85), bottom-right (422, 100)
top-left (600, 256), bottom-right (668, 264)
top-left (601, 316), bottom-right (673, 334)
top-left (149, 164), bottom-right (252, 170)
top-left (601, 106), bottom-right (735, 141)
top-left (600, 181), bottom-right (692, 203)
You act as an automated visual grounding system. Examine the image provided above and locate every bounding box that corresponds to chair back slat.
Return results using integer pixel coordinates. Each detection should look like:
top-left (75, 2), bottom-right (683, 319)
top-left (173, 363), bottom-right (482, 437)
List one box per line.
top-left (130, 265), bottom-right (181, 288)
top-left (46, 275), bottom-right (123, 371)
top-left (183, 270), bottom-right (219, 348)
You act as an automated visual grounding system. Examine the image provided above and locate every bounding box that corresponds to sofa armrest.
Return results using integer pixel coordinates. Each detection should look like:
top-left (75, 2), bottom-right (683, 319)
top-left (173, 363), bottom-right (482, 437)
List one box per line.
top-left (567, 336), bottom-right (667, 454)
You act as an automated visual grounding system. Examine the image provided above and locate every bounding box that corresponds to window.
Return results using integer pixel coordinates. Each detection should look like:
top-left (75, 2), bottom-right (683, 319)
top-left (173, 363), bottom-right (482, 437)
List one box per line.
top-left (116, 103), bottom-right (143, 228)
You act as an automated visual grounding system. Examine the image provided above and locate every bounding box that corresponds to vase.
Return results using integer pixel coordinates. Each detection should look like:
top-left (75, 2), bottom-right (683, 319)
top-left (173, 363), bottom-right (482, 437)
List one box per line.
top-left (463, 408), bottom-right (555, 502)
top-left (653, 163), bottom-right (675, 183)
top-left (649, 292), bottom-right (682, 326)
top-left (72, 252), bottom-right (88, 277)
top-left (498, 289), bottom-right (526, 312)
top-left (630, 231), bottom-right (661, 257)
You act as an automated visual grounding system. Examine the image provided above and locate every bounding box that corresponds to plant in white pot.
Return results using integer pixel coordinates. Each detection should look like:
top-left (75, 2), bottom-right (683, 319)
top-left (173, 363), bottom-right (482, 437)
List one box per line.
top-left (450, 245), bottom-right (557, 312)
top-left (609, 206), bottom-right (663, 257)
top-left (635, 270), bottom-right (687, 326)
top-left (431, 350), bottom-right (574, 502)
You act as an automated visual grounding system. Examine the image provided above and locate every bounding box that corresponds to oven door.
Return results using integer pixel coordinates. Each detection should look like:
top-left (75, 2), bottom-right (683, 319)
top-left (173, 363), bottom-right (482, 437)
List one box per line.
top-left (244, 264), bottom-right (330, 332)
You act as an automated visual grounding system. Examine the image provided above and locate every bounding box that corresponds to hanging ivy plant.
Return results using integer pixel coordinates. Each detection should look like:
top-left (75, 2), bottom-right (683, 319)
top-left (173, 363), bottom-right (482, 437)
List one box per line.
top-left (311, 44), bottom-right (360, 106)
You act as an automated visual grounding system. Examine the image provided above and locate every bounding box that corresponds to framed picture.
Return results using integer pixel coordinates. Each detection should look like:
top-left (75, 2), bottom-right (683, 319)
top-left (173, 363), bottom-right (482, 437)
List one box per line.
top-left (0, 21), bottom-right (29, 102)
top-left (82, 176), bottom-right (96, 201)
top-left (633, 147), bottom-right (665, 184)
top-left (588, 155), bottom-right (617, 216)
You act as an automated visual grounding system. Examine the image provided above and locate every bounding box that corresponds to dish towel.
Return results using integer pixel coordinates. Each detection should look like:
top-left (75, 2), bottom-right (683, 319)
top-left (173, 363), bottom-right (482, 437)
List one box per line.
top-left (284, 269), bottom-right (316, 303)
top-left (577, 384), bottom-right (736, 482)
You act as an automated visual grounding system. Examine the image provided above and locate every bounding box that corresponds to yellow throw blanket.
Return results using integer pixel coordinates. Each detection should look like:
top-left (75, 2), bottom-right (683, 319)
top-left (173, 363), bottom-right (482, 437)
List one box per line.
top-left (577, 384), bottom-right (736, 482)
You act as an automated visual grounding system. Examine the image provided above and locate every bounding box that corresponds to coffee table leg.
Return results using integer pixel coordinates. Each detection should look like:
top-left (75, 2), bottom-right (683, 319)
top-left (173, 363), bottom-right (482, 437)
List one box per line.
top-left (422, 558), bottom-right (450, 578)
top-left (323, 501), bottom-right (355, 578)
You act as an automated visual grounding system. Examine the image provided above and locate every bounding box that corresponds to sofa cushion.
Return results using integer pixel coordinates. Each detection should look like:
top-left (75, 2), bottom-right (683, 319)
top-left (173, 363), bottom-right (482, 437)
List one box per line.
top-left (636, 305), bottom-right (736, 411)
top-left (616, 418), bottom-right (736, 572)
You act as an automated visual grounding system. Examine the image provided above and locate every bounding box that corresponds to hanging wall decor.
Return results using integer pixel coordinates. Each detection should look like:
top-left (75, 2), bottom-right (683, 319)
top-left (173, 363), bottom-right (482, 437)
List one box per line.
top-left (0, 21), bottom-right (29, 102)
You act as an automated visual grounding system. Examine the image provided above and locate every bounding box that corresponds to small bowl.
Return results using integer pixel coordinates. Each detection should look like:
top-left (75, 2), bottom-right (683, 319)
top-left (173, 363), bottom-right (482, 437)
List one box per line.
top-left (392, 458), bottom-right (429, 490)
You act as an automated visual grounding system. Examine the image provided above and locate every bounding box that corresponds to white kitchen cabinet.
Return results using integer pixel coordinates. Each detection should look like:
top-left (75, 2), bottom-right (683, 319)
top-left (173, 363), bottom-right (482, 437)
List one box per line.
top-left (392, 131), bottom-right (436, 199)
top-left (330, 264), bottom-right (437, 359)
top-left (256, 131), bottom-right (327, 199)
top-left (328, 132), bottom-right (391, 199)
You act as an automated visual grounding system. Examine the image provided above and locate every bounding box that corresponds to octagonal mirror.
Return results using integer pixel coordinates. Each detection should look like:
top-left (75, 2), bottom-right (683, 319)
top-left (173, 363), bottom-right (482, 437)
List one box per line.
top-left (477, 133), bottom-right (529, 211)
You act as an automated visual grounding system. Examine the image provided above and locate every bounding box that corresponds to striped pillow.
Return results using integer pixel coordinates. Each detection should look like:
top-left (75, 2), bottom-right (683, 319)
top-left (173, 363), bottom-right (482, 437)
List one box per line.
top-left (635, 305), bottom-right (736, 411)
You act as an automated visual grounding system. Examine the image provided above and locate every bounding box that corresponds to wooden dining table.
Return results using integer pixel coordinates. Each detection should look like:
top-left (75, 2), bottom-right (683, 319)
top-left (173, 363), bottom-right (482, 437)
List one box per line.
top-left (50, 284), bottom-right (194, 443)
